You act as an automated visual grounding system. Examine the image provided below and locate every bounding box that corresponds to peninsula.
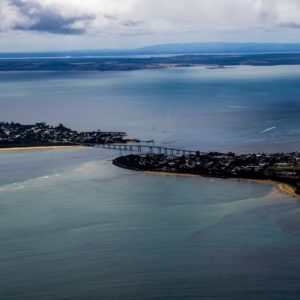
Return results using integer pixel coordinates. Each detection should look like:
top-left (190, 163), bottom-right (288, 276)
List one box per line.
top-left (113, 152), bottom-right (300, 195)
top-left (0, 122), bottom-right (138, 148)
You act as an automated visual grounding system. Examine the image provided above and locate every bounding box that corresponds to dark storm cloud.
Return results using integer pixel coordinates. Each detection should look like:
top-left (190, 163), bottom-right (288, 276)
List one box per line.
top-left (14, 12), bottom-right (95, 35)
top-left (8, 0), bottom-right (95, 35)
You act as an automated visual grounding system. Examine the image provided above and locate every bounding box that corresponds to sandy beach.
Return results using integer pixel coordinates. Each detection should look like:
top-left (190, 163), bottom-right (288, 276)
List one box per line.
top-left (144, 171), bottom-right (300, 199)
top-left (0, 145), bottom-right (85, 151)
top-left (234, 178), bottom-right (300, 199)
top-left (2, 148), bottom-right (299, 199)
top-left (276, 183), bottom-right (299, 198)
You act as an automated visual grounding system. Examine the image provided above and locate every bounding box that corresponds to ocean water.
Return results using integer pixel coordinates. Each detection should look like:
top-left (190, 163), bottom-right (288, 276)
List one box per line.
top-left (1, 66), bottom-right (300, 299)
top-left (1, 148), bottom-right (300, 299)
top-left (1, 65), bottom-right (300, 152)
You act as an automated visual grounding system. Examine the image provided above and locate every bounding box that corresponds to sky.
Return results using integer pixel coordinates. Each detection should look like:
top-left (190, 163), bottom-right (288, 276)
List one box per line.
top-left (0, 0), bottom-right (300, 52)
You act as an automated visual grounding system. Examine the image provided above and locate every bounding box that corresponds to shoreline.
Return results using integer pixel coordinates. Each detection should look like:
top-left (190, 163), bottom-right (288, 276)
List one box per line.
top-left (234, 178), bottom-right (300, 199)
top-left (143, 170), bottom-right (300, 200)
top-left (2, 148), bottom-right (299, 199)
top-left (0, 145), bottom-right (86, 151)
top-left (144, 171), bottom-right (197, 177)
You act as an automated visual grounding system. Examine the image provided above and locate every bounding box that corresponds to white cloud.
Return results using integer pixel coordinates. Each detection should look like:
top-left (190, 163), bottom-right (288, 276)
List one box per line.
top-left (0, 0), bottom-right (299, 50)
top-left (1, 0), bottom-right (300, 34)
top-left (258, 0), bottom-right (300, 28)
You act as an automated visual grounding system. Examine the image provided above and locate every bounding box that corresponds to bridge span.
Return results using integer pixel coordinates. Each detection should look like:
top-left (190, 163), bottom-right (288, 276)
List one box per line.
top-left (95, 144), bottom-right (197, 156)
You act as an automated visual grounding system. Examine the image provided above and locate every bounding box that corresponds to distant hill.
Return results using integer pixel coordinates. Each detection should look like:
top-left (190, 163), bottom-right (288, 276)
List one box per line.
top-left (136, 42), bottom-right (300, 54)
top-left (1, 43), bottom-right (300, 59)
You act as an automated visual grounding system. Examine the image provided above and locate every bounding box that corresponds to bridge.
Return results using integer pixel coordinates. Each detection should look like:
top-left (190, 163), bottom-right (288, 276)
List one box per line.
top-left (95, 144), bottom-right (197, 156)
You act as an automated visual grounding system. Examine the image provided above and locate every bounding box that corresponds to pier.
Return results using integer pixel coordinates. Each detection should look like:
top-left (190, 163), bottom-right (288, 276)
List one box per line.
top-left (95, 144), bottom-right (197, 156)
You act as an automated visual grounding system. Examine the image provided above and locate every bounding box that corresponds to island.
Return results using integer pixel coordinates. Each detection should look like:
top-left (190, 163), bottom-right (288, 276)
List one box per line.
top-left (0, 121), bottom-right (139, 148)
top-left (113, 152), bottom-right (300, 195)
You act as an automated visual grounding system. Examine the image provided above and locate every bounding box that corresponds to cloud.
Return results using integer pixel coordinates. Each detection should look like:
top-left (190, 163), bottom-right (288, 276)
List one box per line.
top-left (132, 0), bottom-right (300, 33)
top-left (0, 0), bottom-right (299, 38)
top-left (103, 14), bottom-right (118, 21)
top-left (282, 23), bottom-right (300, 29)
top-left (122, 20), bottom-right (144, 28)
top-left (1, 0), bottom-right (95, 34)
top-left (257, 0), bottom-right (300, 28)
top-left (14, 10), bottom-right (95, 35)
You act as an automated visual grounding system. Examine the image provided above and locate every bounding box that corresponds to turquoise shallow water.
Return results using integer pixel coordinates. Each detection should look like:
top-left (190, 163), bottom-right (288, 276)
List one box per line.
top-left (0, 148), bottom-right (300, 299)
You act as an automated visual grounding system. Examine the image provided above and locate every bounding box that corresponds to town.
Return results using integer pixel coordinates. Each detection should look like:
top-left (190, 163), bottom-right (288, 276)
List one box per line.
top-left (2, 121), bottom-right (300, 194)
top-left (113, 152), bottom-right (300, 194)
top-left (0, 122), bottom-right (138, 147)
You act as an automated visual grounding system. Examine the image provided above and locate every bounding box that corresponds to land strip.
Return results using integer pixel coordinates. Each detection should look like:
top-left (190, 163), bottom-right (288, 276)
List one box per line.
top-left (1, 53), bottom-right (300, 72)
top-left (113, 153), bottom-right (300, 197)
top-left (0, 122), bottom-right (139, 148)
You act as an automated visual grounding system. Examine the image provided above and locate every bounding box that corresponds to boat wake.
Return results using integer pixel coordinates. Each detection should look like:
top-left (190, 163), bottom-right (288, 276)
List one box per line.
top-left (260, 126), bottom-right (276, 134)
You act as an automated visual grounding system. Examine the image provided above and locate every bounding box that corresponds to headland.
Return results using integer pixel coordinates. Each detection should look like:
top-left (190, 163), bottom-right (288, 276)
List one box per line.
top-left (113, 152), bottom-right (300, 197)
top-left (0, 121), bottom-right (139, 149)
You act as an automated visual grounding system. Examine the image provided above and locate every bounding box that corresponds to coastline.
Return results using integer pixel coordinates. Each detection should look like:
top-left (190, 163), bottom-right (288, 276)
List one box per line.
top-left (144, 171), bottom-right (197, 177)
top-left (277, 183), bottom-right (299, 198)
top-left (234, 178), bottom-right (300, 199)
top-left (143, 170), bottom-right (300, 200)
top-left (0, 145), bottom-right (86, 151)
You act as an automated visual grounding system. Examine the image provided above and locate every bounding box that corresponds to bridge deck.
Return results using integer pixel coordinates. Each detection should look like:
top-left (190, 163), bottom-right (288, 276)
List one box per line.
top-left (95, 144), bottom-right (197, 156)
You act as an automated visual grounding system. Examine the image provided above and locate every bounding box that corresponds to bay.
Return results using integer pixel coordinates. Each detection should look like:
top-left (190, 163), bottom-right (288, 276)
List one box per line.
top-left (1, 66), bottom-right (300, 299)
top-left (1, 65), bottom-right (300, 152)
